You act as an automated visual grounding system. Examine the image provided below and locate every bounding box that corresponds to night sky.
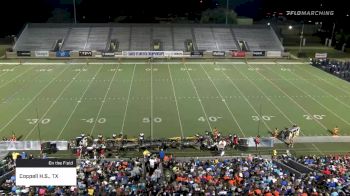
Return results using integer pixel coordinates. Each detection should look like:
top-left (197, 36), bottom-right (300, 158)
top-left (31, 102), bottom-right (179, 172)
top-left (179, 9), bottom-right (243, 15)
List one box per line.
top-left (0, 0), bottom-right (347, 37)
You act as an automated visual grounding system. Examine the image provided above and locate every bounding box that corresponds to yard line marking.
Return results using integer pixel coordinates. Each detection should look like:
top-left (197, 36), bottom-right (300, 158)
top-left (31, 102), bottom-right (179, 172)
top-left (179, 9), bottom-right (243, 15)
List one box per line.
top-left (56, 65), bottom-right (104, 139)
top-left (245, 64), bottom-right (326, 153)
top-left (121, 64), bottom-right (136, 132)
top-left (151, 64), bottom-right (154, 139)
top-left (0, 65), bottom-right (70, 134)
top-left (0, 66), bottom-right (35, 89)
top-left (294, 64), bottom-right (350, 98)
top-left (267, 65), bottom-right (350, 126)
top-left (168, 64), bottom-right (184, 138)
top-left (23, 64), bottom-right (88, 139)
top-left (90, 64), bottom-right (121, 135)
top-left (200, 64), bottom-right (244, 136)
top-left (281, 63), bottom-right (350, 111)
top-left (247, 64), bottom-right (328, 130)
top-left (217, 64), bottom-right (272, 134)
top-left (184, 64), bottom-right (212, 131)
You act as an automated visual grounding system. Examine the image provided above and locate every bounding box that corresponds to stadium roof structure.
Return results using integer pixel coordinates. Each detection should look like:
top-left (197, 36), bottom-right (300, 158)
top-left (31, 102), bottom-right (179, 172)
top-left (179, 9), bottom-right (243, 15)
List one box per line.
top-left (13, 23), bottom-right (284, 52)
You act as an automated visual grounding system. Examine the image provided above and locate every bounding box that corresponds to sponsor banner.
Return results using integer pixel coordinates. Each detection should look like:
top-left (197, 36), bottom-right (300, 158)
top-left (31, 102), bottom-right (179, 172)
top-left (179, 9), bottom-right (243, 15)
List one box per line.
top-left (190, 51), bottom-right (203, 56)
top-left (122, 51), bottom-right (165, 57)
top-left (79, 51), bottom-right (92, 57)
top-left (266, 51), bottom-right (282, 57)
top-left (163, 51), bottom-right (184, 57)
top-left (212, 51), bottom-right (225, 57)
top-left (315, 53), bottom-right (327, 59)
top-left (252, 51), bottom-right (266, 57)
top-left (0, 141), bottom-right (68, 151)
top-left (17, 51), bottom-right (31, 57)
top-left (35, 51), bottom-right (49, 57)
top-left (56, 50), bottom-right (70, 57)
top-left (102, 52), bottom-right (115, 57)
top-left (231, 51), bottom-right (246, 57)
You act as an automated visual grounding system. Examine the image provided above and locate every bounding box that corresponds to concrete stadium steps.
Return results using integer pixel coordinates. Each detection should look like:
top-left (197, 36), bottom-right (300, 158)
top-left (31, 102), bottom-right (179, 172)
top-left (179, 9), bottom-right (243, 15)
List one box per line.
top-left (13, 24), bottom-right (284, 53)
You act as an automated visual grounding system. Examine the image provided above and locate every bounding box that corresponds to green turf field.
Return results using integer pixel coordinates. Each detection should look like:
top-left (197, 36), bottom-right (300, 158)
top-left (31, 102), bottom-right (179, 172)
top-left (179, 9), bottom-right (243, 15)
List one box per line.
top-left (0, 61), bottom-right (350, 141)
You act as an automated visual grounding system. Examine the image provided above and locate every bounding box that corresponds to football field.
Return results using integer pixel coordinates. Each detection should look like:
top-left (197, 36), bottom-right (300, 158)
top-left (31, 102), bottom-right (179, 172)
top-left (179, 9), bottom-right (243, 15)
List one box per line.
top-left (0, 61), bottom-right (350, 140)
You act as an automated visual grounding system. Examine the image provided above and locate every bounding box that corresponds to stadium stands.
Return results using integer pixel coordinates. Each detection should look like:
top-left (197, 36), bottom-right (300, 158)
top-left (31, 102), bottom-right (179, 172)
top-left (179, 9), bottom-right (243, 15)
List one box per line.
top-left (13, 24), bottom-right (284, 53)
top-left (130, 26), bottom-right (151, 51)
top-left (110, 27), bottom-right (131, 51)
top-left (13, 25), bottom-right (68, 51)
top-left (212, 28), bottom-right (239, 51)
top-left (172, 27), bottom-right (194, 51)
top-left (2, 153), bottom-right (350, 195)
top-left (152, 27), bottom-right (173, 51)
top-left (193, 27), bottom-right (218, 51)
top-left (233, 27), bottom-right (284, 51)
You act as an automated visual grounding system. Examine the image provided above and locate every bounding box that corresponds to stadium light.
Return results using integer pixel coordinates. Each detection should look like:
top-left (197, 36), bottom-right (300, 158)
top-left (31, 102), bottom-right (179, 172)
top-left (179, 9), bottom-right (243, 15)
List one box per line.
top-left (73, 0), bottom-right (77, 24)
top-left (225, 0), bottom-right (229, 24)
top-left (299, 22), bottom-right (304, 53)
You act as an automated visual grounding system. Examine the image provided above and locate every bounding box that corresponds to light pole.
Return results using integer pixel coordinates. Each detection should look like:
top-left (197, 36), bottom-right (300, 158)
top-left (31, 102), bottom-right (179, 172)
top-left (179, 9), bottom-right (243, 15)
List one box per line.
top-left (330, 23), bottom-right (335, 47)
top-left (73, 0), bottom-right (77, 24)
top-left (298, 22), bottom-right (304, 54)
top-left (225, 0), bottom-right (229, 24)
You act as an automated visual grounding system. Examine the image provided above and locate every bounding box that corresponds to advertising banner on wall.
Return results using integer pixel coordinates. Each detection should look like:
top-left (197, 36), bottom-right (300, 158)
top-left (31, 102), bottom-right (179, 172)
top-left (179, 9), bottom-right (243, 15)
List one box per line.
top-left (231, 51), bottom-right (246, 57)
top-left (266, 51), bottom-right (282, 57)
top-left (56, 51), bottom-right (70, 57)
top-left (101, 52), bottom-right (116, 57)
top-left (79, 51), bottom-right (92, 57)
top-left (315, 53), bottom-right (327, 59)
top-left (122, 51), bottom-right (165, 57)
top-left (212, 51), bottom-right (225, 57)
top-left (35, 51), bottom-right (49, 57)
top-left (17, 51), bottom-right (31, 57)
top-left (163, 51), bottom-right (184, 57)
top-left (190, 51), bottom-right (203, 56)
top-left (252, 51), bottom-right (266, 57)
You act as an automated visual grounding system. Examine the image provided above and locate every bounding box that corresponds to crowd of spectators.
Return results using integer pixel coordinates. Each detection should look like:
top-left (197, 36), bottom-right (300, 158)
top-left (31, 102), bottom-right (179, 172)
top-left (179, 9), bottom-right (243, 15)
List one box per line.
top-left (311, 58), bottom-right (350, 81)
top-left (1, 150), bottom-right (350, 195)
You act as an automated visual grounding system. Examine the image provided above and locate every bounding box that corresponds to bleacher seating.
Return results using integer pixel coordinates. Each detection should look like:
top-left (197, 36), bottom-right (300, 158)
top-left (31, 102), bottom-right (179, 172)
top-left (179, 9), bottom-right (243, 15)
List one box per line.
top-left (173, 27), bottom-right (193, 51)
top-left (110, 27), bottom-right (131, 51)
top-left (61, 27), bottom-right (90, 51)
top-left (13, 24), bottom-right (284, 53)
top-left (212, 28), bottom-right (238, 51)
top-left (130, 26), bottom-right (151, 50)
top-left (13, 26), bottom-right (68, 51)
top-left (84, 27), bottom-right (109, 51)
top-left (233, 27), bottom-right (284, 51)
top-left (152, 27), bottom-right (173, 51)
top-left (193, 27), bottom-right (218, 51)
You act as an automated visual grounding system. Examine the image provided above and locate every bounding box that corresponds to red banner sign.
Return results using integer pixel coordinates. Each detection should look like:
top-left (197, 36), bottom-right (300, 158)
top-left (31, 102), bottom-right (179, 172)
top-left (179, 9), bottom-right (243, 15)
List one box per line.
top-left (231, 51), bottom-right (246, 57)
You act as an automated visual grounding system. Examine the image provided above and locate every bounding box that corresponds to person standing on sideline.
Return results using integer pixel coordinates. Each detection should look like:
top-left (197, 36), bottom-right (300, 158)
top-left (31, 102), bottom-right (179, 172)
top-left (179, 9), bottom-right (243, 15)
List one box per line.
top-left (254, 135), bottom-right (260, 151)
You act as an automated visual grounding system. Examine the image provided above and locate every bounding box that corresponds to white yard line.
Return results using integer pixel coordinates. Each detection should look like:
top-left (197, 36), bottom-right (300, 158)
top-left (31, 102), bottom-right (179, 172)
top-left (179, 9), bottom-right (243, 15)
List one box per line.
top-left (248, 63), bottom-right (327, 154)
top-left (284, 64), bottom-right (350, 110)
top-left (266, 65), bottom-right (350, 126)
top-left (0, 65), bottom-right (70, 133)
top-left (200, 64), bottom-right (245, 137)
top-left (167, 64), bottom-right (184, 138)
top-left (0, 66), bottom-right (35, 89)
top-left (183, 64), bottom-right (212, 131)
top-left (248, 64), bottom-right (328, 130)
top-left (56, 65), bottom-right (104, 139)
top-left (294, 64), bottom-right (350, 97)
top-left (24, 65), bottom-right (88, 139)
top-left (90, 64), bottom-right (121, 135)
top-left (216, 64), bottom-right (272, 132)
top-left (231, 64), bottom-right (324, 154)
top-left (150, 64), bottom-right (154, 139)
top-left (121, 65), bottom-right (137, 132)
